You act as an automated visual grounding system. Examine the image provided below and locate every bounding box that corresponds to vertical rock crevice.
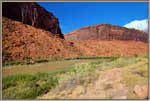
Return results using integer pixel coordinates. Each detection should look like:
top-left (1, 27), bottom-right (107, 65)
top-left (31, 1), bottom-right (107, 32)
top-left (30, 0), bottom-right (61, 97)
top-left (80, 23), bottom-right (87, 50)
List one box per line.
top-left (2, 2), bottom-right (64, 38)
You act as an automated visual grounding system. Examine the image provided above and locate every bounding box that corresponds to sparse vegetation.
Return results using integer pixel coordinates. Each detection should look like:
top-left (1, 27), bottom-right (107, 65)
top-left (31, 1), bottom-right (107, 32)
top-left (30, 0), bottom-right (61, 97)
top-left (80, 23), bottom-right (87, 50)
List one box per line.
top-left (2, 56), bottom-right (119, 67)
top-left (38, 55), bottom-right (148, 99)
top-left (2, 55), bottom-right (148, 99)
top-left (2, 57), bottom-right (117, 99)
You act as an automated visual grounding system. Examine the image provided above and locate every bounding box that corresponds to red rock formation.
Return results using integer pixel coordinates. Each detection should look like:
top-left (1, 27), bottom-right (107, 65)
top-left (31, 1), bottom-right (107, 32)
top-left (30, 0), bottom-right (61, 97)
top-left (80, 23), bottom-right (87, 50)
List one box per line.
top-left (2, 18), bottom-right (148, 63)
top-left (2, 17), bottom-right (80, 63)
top-left (65, 24), bottom-right (148, 43)
top-left (2, 2), bottom-right (64, 38)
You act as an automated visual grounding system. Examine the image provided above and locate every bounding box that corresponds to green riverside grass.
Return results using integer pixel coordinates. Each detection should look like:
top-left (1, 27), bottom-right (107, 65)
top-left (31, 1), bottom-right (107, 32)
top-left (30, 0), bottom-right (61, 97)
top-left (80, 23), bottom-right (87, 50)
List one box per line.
top-left (2, 55), bottom-right (147, 99)
top-left (2, 56), bottom-right (119, 67)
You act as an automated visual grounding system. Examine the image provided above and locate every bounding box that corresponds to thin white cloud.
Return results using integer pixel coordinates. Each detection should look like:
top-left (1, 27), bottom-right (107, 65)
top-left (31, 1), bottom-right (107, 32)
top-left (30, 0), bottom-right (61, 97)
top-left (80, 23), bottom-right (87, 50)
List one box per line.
top-left (124, 19), bottom-right (148, 33)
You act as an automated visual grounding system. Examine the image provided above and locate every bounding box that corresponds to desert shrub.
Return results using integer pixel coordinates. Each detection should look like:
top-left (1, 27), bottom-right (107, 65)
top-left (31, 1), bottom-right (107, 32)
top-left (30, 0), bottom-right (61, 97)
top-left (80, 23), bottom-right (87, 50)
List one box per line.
top-left (24, 59), bottom-right (34, 65)
top-left (34, 58), bottom-right (49, 63)
top-left (2, 50), bottom-right (11, 60)
top-left (3, 60), bottom-right (22, 66)
top-left (140, 54), bottom-right (148, 58)
top-left (3, 58), bottom-right (49, 67)
top-left (53, 62), bottom-right (99, 94)
top-left (102, 57), bottom-right (138, 68)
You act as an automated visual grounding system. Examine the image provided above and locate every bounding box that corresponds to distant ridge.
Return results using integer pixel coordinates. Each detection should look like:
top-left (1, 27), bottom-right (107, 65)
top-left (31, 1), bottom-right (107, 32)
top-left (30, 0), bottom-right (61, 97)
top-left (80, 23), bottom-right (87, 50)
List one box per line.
top-left (65, 24), bottom-right (148, 43)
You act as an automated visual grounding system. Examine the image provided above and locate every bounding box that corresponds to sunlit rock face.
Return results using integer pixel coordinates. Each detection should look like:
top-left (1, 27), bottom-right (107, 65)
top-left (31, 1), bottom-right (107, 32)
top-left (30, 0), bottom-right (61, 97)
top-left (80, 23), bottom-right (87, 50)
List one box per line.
top-left (2, 2), bottom-right (64, 38)
top-left (65, 24), bottom-right (148, 43)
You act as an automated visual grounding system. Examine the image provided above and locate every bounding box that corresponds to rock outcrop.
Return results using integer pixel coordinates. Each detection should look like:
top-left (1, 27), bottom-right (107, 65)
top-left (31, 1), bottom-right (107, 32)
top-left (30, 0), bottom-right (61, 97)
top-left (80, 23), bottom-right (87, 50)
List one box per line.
top-left (2, 2), bottom-right (64, 38)
top-left (65, 24), bottom-right (148, 43)
top-left (133, 85), bottom-right (148, 98)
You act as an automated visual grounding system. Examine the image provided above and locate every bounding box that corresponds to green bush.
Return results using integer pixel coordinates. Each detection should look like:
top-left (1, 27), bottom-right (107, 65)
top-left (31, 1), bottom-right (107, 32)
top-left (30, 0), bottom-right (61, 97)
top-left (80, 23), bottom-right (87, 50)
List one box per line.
top-left (3, 58), bottom-right (49, 67)
top-left (3, 60), bottom-right (22, 66)
top-left (34, 58), bottom-right (49, 63)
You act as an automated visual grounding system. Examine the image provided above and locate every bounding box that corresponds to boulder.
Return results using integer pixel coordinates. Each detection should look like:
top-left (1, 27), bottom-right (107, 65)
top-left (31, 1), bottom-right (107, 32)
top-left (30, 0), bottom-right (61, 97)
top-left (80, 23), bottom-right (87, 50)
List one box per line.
top-left (133, 85), bottom-right (148, 98)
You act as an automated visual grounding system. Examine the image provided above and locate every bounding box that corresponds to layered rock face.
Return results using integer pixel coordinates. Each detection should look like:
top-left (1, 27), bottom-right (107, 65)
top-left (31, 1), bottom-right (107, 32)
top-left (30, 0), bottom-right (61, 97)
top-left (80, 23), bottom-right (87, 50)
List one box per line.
top-left (65, 24), bottom-right (148, 42)
top-left (2, 2), bottom-right (64, 38)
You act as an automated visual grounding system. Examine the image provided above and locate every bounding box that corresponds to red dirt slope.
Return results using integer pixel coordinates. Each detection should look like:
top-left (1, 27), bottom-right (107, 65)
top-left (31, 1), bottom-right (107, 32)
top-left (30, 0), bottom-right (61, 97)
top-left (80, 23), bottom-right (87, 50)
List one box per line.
top-left (2, 17), bottom-right (80, 63)
top-left (75, 40), bottom-right (147, 57)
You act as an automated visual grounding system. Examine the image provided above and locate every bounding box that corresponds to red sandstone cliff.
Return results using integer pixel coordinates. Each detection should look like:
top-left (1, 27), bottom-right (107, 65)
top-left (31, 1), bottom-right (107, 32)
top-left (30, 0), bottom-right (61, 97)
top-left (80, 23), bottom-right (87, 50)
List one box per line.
top-left (65, 24), bottom-right (148, 43)
top-left (2, 2), bottom-right (64, 38)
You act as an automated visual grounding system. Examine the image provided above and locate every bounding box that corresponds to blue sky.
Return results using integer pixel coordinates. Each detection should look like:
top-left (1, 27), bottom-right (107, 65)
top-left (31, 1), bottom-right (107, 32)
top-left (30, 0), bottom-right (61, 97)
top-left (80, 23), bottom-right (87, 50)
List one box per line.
top-left (38, 2), bottom-right (148, 34)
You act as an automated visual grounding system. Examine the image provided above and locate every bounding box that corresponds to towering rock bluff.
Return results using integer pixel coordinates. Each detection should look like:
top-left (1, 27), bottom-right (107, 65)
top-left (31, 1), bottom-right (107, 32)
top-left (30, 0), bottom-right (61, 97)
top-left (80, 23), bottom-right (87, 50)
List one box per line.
top-left (2, 2), bottom-right (64, 38)
top-left (65, 24), bottom-right (148, 43)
